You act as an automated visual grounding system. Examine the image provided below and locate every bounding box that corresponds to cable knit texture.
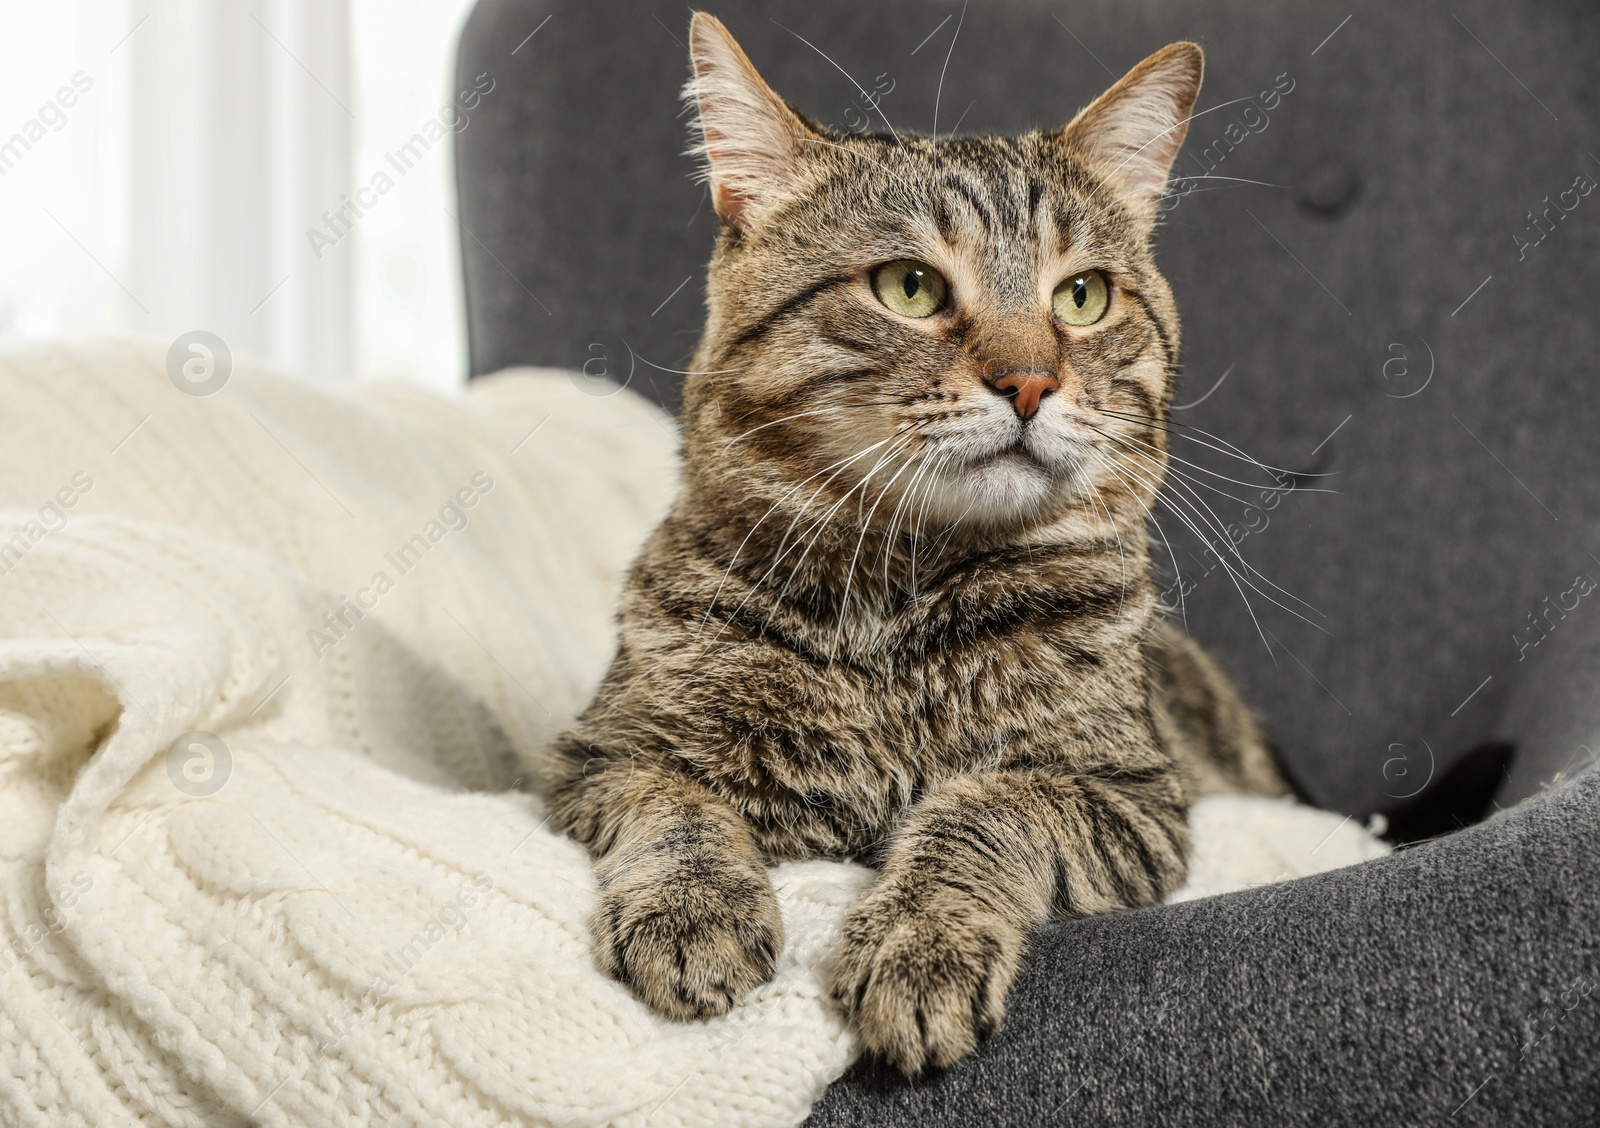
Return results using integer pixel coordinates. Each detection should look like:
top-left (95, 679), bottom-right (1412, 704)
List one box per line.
top-left (0, 338), bottom-right (1387, 1126)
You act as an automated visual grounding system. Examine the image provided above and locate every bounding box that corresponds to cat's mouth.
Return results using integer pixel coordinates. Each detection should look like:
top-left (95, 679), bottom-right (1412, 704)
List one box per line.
top-left (967, 444), bottom-right (1047, 472)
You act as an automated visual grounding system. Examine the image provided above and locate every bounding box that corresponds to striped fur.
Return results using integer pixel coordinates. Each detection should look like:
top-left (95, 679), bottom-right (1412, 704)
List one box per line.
top-left (541, 14), bottom-right (1287, 1074)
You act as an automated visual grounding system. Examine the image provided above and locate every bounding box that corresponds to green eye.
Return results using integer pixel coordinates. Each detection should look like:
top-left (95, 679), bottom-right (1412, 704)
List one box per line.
top-left (1053, 270), bottom-right (1110, 326)
top-left (871, 260), bottom-right (948, 318)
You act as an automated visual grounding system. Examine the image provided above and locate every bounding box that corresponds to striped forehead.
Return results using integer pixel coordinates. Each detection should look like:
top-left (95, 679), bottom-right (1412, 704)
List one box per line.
top-left (931, 165), bottom-right (1062, 305)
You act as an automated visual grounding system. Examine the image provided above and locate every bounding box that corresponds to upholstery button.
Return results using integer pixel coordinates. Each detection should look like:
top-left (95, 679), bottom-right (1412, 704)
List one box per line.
top-left (1297, 161), bottom-right (1362, 218)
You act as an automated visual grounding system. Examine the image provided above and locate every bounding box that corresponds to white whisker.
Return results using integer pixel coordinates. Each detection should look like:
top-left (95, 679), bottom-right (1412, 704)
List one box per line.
top-left (771, 18), bottom-right (908, 150)
top-left (1101, 455), bottom-right (1276, 660)
top-left (1091, 449), bottom-right (1188, 628)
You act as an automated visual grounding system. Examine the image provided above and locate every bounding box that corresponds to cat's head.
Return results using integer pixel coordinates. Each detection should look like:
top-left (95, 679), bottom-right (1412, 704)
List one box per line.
top-left (680, 13), bottom-right (1200, 543)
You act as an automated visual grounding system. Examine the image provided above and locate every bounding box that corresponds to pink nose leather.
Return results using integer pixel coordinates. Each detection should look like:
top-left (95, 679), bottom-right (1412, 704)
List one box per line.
top-left (987, 370), bottom-right (1060, 419)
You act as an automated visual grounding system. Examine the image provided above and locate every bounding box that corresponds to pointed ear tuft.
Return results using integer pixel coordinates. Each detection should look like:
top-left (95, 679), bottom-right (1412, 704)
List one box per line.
top-left (1058, 42), bottom-right (1204, 234)
top-left (685, 12), bottom-right (812, 231)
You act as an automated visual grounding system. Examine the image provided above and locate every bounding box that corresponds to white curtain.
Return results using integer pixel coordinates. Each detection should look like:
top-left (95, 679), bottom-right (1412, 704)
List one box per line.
top-left (0, 0), bottom-right (476, 390)
top-left (126, 0), bottom-right (354, 383)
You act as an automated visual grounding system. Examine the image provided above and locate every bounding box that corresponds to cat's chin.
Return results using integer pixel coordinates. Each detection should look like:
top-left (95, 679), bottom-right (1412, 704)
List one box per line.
top-left (922, 449), bottom-right (1064, 528)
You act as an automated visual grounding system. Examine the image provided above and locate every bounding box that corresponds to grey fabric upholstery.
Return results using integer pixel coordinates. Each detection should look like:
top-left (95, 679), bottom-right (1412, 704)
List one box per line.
top-left (452, 0), bottom-right (1600, 1120)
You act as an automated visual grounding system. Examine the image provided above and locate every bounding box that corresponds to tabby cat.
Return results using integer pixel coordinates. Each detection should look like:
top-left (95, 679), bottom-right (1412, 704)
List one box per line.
top-left (543, 12), bottom-right (1287, 1074)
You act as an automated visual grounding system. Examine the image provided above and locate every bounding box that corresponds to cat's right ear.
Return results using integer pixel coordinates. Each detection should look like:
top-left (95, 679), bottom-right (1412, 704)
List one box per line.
top-left (686, 13), bottom-right (813, 232)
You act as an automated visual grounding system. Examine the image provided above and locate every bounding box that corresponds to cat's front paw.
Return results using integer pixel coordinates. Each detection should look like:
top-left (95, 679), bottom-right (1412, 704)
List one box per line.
top-left (830, 881), bottom-right (1024, 1074)
top-left (593, 860), bottom-right (783, 1020)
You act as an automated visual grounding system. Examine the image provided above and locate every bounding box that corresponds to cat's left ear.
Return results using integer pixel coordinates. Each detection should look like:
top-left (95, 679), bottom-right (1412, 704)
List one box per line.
top-left (1054, 42), bottom-right (1204, 235)
top-left (686, 12), bottom-right (815, 232)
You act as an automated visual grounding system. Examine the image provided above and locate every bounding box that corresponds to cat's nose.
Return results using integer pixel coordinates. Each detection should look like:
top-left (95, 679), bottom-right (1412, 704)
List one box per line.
top-left (984, 368), bottom-right (1060, 419)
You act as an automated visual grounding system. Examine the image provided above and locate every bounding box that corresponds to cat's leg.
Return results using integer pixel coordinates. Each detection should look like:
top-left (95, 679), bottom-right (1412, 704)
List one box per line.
top-left (830, 765), bottom-right (1188, 1073)
top-left (551, 758), bottom-right (784, 1019)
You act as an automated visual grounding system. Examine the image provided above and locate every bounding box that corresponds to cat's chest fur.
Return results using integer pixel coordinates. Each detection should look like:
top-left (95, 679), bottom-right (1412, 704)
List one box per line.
top-left (631, 536), bottom-right (1155, 861)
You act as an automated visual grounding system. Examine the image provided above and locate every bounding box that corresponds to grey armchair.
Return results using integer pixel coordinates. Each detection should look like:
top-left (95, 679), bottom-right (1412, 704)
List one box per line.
top-left (454, 1), bottom-right (1600, 1121)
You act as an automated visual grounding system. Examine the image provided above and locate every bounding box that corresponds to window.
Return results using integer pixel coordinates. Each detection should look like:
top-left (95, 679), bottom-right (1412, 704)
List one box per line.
top-left (0, 0), bottom-right (476, 391)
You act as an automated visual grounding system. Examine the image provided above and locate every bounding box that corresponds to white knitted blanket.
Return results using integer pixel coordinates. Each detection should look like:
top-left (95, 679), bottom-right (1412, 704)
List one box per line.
top-left (0, 338), bottom-right (1388, 1127)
